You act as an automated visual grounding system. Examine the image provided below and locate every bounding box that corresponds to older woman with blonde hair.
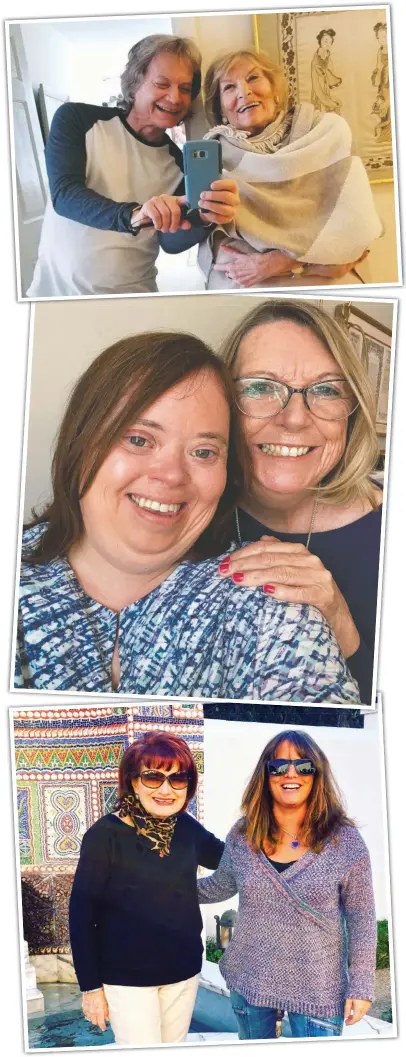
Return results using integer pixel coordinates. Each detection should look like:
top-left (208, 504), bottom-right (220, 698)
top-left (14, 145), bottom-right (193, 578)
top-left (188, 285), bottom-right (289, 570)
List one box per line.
top-left (217, 299), bottom-right (382, 703)
top-left (198, 46), bottom-right (382, 289)
top-left (198, 728), bottom-right (376, 1038)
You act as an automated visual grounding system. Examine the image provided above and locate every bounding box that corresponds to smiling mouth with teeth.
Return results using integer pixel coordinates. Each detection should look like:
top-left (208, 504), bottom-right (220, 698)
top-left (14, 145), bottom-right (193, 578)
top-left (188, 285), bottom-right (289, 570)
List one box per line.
top-left (258, 444), bottom-right (313, 458)
top-left (128, 494), bottom-right (183, 515)
top-left (281, 783), bottom-right (301, 790)
top-left (238, 103), bottom-right (260, 113)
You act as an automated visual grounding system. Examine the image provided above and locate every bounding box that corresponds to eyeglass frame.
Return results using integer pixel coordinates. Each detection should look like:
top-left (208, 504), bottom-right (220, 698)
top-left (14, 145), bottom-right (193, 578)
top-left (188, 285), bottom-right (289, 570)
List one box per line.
top-left (266, 758), bottom-right (317, 777)
top-left (233, 375), bottom-right (359, 421)
top-left (135, 768), bottom-right (190, 790)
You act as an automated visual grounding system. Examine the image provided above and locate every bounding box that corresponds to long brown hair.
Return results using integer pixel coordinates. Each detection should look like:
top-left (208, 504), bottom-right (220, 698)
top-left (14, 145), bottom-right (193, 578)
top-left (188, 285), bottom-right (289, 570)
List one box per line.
top-left (117, 731), bottom-right (198, 810)
top-left (24, 331), bottom-right (247, 564)
top-left (239, 729), bottom-right (354, 854)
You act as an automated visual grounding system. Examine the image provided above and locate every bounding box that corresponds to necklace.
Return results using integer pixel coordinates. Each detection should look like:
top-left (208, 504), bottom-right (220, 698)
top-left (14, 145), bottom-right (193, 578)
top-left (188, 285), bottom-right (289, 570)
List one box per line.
top-left (235, 486), bottom-right (321, 551)
top-left (279, 825), bottom-right (301, 849)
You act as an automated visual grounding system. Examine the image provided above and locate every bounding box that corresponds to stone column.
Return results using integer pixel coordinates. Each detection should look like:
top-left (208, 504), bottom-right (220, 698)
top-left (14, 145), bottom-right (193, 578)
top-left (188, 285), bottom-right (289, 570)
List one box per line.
top-left (24, 940), bottom-right (45, 1014)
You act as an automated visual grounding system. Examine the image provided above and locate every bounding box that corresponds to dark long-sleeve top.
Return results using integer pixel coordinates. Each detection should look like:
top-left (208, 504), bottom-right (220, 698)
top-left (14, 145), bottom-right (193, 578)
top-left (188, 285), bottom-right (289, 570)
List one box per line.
top-left (27, 102), bottom-right (208, 296)
top-left (69, 812), bottom-right (224, 991)
top-left (234, 504), bottom-right (382, 706)
top-left (198, 822), bottom-right (377, 1018)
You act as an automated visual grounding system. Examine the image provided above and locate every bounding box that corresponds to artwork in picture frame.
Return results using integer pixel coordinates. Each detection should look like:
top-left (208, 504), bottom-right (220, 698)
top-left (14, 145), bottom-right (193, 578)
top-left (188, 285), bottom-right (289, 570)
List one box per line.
top-left (334, 304), bottom-right (392, 433)
top-left (38, 84), bottom-right (69, 143)
top-left (258, 7), bottom-right (393, 181)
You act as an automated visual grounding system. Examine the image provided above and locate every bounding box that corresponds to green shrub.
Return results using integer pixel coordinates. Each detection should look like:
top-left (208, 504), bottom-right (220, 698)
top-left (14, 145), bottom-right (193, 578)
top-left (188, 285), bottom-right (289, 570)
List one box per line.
top-left (376, 920), bottom-right (390, 970)
top-left (206, 937), bottom-right (223, 964)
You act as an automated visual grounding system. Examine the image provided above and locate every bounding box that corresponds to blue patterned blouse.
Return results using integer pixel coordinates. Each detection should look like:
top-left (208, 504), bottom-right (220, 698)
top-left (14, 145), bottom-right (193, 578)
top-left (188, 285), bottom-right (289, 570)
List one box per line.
top-left (15, 526), bottom-right (360, 703)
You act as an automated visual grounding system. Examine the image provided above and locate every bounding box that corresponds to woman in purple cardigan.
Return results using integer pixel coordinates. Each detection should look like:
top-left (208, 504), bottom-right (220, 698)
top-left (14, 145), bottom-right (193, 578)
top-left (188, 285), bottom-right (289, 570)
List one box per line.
top-left (198, 729), bottom-right (376, 1039)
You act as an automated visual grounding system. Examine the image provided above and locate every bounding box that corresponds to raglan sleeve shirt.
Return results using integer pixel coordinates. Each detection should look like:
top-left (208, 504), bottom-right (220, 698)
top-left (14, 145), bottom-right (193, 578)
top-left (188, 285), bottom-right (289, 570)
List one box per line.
top-left (46, 102), bottom-right (210, 251)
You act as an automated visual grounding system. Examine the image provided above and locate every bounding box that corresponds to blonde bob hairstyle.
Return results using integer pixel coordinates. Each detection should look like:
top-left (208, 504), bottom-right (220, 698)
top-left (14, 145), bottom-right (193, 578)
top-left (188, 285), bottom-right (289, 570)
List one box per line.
top-left (203, 47), bottom-right (289, 128)
top-left (221, 298), bottom-right (380, 509)
top-left (239, 729), bottom-right (354, 854)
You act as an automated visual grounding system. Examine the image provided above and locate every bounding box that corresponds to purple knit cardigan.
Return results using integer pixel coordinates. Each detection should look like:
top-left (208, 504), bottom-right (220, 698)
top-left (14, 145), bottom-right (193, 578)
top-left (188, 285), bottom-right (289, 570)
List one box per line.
top-left (197, 822), bottom-right (376, 1017)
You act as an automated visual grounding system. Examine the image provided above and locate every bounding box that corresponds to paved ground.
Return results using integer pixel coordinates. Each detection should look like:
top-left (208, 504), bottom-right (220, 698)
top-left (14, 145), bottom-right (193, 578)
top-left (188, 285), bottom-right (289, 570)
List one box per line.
top-left (369, 968), bottom-right (392, 1020)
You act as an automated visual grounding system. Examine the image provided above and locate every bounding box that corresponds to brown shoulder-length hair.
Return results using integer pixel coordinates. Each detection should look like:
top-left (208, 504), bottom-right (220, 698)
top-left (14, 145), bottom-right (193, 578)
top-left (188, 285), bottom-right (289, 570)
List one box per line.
top-left (204, 47), bottom-right (289, 128)
top-left (239, 729), bottom-right (354, 854)
top-left (116, 731), bottom-right (198, 810)
top-left (24, 331), bottom-right (248, 564)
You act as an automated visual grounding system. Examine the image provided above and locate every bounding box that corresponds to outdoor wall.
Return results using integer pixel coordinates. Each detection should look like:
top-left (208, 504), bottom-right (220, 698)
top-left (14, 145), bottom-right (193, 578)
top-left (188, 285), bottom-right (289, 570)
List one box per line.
top-left (23, 295), bottom-right (393, 520)
top-left (202, 711), bottom-right (389, 934)
top-left (14, 701), bottom-right (204, 982)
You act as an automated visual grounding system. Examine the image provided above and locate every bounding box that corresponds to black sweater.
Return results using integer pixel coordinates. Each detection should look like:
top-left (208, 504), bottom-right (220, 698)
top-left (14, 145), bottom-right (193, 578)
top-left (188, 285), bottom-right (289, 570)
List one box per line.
top-left (69, 813), bottom-right (224, 991)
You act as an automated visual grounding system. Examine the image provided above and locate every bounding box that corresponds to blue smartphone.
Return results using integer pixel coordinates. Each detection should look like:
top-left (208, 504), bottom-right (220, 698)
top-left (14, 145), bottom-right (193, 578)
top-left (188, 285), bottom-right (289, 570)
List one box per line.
top-left (183, 140), bottom-right (222, 211)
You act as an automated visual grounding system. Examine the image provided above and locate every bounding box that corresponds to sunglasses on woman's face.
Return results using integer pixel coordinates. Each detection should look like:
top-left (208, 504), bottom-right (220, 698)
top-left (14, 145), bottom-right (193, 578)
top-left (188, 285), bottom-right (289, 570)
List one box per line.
top-left (137, 769), bottom-right (190, 790)
top-left (266, 759), bottom-right (317, 777)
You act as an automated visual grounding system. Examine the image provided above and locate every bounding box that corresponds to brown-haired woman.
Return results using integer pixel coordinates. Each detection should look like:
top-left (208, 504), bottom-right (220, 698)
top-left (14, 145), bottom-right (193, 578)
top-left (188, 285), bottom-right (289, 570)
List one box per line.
top-left (198, 729), bottom-right (376, 1039)
top-left (69, 731), bottom-right (224, 1044)
top-left (16, 330), bottom-right (360, 703)
top-left (197, 46), bottom-right (382, 289)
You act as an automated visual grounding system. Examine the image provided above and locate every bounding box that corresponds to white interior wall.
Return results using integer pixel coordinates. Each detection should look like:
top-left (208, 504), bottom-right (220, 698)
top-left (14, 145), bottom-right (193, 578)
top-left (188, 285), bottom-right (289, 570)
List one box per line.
top-left (20, 23), bottom-right (72, 98)
top-left (202, 712), bottom-right (389, 933)
top-left (24, 295), bottom-right (394, 520)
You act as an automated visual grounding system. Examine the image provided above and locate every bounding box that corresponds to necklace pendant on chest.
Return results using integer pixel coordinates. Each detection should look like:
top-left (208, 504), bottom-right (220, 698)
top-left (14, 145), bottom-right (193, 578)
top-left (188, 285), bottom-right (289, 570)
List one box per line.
top-left (291, 839), bottom-right (300, 848)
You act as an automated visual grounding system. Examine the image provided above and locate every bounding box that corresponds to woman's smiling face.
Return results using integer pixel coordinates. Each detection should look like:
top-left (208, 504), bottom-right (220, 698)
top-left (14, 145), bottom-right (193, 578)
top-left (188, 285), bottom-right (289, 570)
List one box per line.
top-left (268, 739), bottom-right (315, 810)
top-left (235, 320), bottom-right (349, 504)
top-left (79, 370), bottom-right (229, 577)
top-left (219, 56), bottom-right (278, 132)
top-left (132, 761), bottom-right (188, 818)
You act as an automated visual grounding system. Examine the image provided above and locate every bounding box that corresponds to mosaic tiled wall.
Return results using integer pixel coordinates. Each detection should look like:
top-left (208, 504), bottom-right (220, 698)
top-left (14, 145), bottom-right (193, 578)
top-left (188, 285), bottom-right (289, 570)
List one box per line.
top-left (14, 702), bottom-right (204, 956)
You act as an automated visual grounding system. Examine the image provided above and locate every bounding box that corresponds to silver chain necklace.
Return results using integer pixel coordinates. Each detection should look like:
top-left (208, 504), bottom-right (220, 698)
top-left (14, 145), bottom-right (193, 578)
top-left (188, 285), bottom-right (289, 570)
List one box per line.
top-left (235, 487), bottom-right (321, 551)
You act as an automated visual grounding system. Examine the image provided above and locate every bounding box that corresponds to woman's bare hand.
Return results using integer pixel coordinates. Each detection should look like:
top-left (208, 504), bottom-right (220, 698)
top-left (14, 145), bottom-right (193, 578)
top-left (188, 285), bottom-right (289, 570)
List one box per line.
top-left (82, 989), bottom-right (110, 1031)
top-left (344, 998), bottom-right (371, 1026)
top-left (134, 195), bottom-right (192, 233)
top-left (219, 537), bottom-right (360, 659)
top-left (214, 246), bottom-right (293, 286)
top-left (198, 179), bottom-right (240, 226)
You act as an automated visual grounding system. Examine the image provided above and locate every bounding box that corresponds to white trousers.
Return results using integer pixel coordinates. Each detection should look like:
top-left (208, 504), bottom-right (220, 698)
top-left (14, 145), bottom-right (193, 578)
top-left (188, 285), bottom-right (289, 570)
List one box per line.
top-left (103, 974), bottom-right (200, 1045)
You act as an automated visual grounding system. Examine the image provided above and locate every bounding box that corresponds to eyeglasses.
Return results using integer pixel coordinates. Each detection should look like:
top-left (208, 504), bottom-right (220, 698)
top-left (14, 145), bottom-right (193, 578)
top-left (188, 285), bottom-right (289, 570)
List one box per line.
top-left (136, 769), bottom-right (190, 790)
top-left (234, 377), bottom-right (358, 422)
top-left (266, 759), bottom-right (317, 777)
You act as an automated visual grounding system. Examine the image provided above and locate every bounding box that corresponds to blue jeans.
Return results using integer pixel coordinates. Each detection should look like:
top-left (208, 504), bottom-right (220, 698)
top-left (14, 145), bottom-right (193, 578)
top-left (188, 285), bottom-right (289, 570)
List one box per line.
top-left (229, 991), bottom-right (344, 1040)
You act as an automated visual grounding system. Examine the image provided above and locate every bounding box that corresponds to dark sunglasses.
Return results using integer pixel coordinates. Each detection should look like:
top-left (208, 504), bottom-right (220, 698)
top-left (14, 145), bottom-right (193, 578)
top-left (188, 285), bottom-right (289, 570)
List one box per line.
top-left (266, 759), bottom-right (317, 777)
top-left (136, 769), bottom-right (190, 790)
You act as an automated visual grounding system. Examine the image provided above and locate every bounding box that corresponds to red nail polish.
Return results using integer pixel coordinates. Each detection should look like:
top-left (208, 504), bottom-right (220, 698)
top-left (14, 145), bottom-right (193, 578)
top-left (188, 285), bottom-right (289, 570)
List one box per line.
top-left (264, 584), bottom-right (276, 594)
top-left (232, 572), bottom-right (244, 583)
top-left (218, 559), bottom-right (230, 573)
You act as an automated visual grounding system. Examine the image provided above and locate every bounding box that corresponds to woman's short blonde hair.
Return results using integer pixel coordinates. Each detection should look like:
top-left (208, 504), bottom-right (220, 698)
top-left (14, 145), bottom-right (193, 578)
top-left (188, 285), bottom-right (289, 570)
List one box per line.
top-left (204, 47), bottom-right (289, 128)
top-left (221, 299), bottom-right (380, 509)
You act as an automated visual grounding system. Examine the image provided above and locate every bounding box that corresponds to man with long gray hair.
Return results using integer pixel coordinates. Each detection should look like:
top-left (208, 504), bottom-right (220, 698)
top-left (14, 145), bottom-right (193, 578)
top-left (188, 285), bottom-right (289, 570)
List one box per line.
top-left (28, 34), bottom-right (239, 297)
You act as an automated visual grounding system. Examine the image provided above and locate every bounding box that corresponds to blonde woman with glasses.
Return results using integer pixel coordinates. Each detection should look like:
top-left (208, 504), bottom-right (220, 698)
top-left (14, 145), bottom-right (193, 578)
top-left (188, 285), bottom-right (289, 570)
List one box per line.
top-left (217, 300), bottom-right (382, 704)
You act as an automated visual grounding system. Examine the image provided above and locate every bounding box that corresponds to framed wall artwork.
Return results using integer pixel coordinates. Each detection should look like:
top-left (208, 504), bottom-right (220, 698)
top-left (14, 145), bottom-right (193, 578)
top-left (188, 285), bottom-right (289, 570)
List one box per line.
top-left (334, 303), bottom-right (392, 434)
top-left (260, 7), bottom-right (394, 181)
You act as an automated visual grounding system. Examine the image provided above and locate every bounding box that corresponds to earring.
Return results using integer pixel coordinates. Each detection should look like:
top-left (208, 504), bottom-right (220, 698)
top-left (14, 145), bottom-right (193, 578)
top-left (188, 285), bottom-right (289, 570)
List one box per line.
top-left (221, 116), bottom-right (229, 125)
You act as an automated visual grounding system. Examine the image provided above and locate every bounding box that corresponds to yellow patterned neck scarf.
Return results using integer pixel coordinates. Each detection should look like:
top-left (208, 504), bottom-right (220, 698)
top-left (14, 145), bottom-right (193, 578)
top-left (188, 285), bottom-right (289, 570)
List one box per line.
top-left (116, 793), bottom-right (177, 857)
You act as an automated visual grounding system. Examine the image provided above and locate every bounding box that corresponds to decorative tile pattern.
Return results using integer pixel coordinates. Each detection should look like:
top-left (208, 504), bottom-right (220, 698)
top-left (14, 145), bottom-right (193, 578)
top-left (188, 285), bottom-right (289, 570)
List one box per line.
top-left (14, 703), bottom-right (204, 954)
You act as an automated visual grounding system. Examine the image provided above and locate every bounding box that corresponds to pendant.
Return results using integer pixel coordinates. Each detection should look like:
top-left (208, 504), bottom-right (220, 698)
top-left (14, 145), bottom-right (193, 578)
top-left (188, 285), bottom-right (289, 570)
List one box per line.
top-left (291, 839), bottom-right (300, 848)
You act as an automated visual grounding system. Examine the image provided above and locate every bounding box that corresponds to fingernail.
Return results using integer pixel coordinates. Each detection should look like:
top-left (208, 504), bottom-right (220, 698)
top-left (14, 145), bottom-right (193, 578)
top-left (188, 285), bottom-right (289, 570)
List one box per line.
top-left (218, 560), bottom-right (230, 574)
top-left (232, 572), bottom-right (244, 583)
top-left (264, 584), bottom-right (276, 594)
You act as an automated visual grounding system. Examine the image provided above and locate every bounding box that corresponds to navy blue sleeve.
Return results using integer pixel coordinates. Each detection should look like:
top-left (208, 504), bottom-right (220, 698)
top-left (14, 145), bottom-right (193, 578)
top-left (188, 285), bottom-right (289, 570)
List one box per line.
top-left (69, 825), bottom-right (111, 991)
top-left (159, 225), bottom-right (211, 253)
top-left (45, 103), bottom-right (139, 234)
